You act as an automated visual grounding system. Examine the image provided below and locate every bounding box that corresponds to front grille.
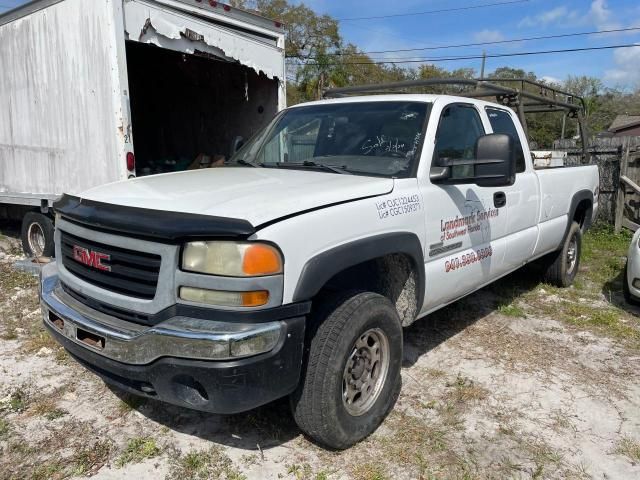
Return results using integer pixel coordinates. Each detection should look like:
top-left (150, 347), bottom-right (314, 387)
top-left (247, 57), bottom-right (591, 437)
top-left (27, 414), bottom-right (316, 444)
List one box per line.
top-left (60, 231), bottom-right (161, 299)
top-left (61, 283), bottom-right (152, 325)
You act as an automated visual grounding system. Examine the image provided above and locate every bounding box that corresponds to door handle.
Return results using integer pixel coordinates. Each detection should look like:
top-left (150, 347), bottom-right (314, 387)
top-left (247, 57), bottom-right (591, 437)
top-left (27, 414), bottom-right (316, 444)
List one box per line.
top-left (494, 191), bottom-right (506, 208)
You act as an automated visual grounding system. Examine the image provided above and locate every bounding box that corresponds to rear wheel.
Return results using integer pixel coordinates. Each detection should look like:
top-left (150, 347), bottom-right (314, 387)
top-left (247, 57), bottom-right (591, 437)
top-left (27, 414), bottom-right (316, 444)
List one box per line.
top-left (291, 291), bottom-right (402, 449)
top-left (21, 212), bottom-right (55, 258)
top-left (542, 221), bottom-right (581, 287)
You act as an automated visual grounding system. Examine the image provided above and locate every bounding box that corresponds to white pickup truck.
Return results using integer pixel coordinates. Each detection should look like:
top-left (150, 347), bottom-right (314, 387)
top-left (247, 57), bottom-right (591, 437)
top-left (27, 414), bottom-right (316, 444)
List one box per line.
top-left (39, 90), bottom-right (599, 449)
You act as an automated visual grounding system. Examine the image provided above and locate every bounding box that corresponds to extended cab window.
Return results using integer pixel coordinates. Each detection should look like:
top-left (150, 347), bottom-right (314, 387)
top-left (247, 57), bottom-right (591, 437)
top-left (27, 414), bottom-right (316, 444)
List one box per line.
top-left (231, 101), bottom-right (429, 178)
top-left (433, 104), bottom-right (485, 179)
top-left (485, 107), bottom-right (526, 173)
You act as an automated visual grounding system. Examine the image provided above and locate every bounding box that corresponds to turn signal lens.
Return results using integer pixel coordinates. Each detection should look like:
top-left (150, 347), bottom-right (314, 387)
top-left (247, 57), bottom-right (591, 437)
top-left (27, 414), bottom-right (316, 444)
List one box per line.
top-left (242, 244), bottom-right (283, 276)
top-left (180, 287), bottom-right (269, 307)
top-left (239, 290), bottom-right (270, 307)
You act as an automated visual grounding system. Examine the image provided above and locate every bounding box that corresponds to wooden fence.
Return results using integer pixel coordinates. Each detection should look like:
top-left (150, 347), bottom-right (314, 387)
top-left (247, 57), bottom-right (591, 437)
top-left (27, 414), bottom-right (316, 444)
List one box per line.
top-left (553, 136), bottom-right (640, 229)
top-left (615, 138), bottom-right (640, 232)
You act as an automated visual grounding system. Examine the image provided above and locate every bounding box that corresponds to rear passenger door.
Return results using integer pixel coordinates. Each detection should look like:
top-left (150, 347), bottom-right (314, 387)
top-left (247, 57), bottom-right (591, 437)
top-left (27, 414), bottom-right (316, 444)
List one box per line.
top-left (420, 102), bottom-right (509, 313)
top-left (484, 107), bottom-right (539, 270)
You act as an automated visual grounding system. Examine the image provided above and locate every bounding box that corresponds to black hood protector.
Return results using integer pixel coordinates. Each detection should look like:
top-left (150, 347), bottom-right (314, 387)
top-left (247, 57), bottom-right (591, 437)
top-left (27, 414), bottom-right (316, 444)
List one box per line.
top-left (54, 194), bottom-right (256, 242)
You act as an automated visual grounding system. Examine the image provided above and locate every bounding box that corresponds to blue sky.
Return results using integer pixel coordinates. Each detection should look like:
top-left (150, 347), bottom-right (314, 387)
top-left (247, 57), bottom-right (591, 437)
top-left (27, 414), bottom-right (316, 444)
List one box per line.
top-left (295, 0), bottom-right (640, 88)
top-left (2, 0), bottom-right (639, 88)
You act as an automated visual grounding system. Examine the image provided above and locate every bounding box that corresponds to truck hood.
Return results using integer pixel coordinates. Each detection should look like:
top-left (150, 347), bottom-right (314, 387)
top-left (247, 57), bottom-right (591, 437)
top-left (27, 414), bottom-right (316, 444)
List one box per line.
top-left (79, 167), bottom-right (394, 228)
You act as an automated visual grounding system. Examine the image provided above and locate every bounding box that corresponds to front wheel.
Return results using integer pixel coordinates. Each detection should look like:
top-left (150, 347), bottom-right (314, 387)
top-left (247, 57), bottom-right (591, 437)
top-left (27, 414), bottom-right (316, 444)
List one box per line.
top-left (290, 292), bottom-right (402, 450)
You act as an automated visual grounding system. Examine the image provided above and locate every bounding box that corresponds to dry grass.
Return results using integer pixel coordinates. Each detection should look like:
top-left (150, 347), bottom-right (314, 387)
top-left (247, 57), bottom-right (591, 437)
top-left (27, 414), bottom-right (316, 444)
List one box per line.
top-left (167, 446), bottom-right (246, 480)
top-left (615, 437), bottom-right (640, 464)
top-left (350, 462), bottom-right (388, 480)
top-left (28, 396), bottom-right (68, 421)
top-left (0, 420), bottom-right (112, 480)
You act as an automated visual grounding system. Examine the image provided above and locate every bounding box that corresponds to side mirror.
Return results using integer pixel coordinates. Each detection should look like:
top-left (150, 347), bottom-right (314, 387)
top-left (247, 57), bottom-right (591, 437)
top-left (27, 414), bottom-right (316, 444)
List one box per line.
top-left (473, 133), bottom-right (516, 187)
top-left (230, 136), bottom-right (245, 156)
top-left (430, 133), bottom-right (516, 187)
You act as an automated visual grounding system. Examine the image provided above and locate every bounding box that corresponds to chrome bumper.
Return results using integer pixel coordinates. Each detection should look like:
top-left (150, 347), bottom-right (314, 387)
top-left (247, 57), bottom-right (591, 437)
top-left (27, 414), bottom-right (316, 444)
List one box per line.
top-left (39, 262), bottom-right (282, 365)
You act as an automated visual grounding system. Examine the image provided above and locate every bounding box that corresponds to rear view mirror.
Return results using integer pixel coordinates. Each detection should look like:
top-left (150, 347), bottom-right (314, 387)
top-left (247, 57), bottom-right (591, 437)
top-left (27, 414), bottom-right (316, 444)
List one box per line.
top-left (430, 133), bottom-right (516, 187)
top-left (230, 136), bottom-right (245, 156)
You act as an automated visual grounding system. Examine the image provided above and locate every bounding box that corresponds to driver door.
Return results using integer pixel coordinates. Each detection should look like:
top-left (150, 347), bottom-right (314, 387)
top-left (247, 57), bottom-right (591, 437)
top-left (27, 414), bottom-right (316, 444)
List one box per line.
top-left (419, 102), bottom-right (508, 313)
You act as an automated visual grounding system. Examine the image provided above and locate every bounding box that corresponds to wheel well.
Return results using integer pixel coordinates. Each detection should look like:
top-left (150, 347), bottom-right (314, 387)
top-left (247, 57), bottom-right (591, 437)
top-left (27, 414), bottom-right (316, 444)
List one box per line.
top-left (319, 253), bottom-right (419, 326)
top-left (573, 199), bottom-right (592, 230)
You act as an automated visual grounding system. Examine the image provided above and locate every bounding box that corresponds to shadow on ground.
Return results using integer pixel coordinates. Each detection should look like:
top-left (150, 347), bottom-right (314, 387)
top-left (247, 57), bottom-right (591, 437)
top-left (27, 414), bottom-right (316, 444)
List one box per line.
top-left (109, 385), bottom-right (300, 450)
top-left (402, 266), bottom-right (542, 367)
top-left (603, 268), bottom-right (640, 317)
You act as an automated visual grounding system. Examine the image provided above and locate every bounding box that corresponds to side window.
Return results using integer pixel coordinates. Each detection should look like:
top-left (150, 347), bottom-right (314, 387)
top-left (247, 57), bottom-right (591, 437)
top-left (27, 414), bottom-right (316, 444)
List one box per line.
top-left (259, 118), bottom-right (322, 164)
top-left (485, 108), bottom-right (526, 173)
top-left (433, 104), bottom-right (485, 179)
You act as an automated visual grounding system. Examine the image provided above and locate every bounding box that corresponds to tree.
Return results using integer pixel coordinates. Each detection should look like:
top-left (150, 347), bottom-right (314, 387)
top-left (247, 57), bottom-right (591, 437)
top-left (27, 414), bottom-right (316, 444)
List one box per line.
top-left (247, 0), bottom-right (341, 62)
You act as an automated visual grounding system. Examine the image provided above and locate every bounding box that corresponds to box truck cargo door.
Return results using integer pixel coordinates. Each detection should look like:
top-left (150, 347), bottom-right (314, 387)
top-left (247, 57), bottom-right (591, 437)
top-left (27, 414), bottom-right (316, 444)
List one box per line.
top-left (124, 0), bottom-right (284, 80)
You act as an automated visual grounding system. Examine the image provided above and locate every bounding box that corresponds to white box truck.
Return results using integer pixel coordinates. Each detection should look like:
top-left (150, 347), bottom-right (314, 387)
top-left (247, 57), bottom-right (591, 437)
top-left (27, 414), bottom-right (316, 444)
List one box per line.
top-left (0, 0), bottom-right (286, 256)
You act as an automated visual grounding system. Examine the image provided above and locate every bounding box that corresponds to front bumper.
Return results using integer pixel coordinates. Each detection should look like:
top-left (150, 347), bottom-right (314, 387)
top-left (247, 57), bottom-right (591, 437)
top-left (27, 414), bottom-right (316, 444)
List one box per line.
top-left (40, 262), bottom-right (306, 414)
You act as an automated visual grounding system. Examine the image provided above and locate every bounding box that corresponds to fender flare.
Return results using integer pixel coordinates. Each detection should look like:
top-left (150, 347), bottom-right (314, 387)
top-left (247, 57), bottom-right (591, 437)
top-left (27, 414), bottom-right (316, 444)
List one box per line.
top-left (561, 189), bottom-right (594, 245)
top-left (292, 232), bottom-right (426, 310)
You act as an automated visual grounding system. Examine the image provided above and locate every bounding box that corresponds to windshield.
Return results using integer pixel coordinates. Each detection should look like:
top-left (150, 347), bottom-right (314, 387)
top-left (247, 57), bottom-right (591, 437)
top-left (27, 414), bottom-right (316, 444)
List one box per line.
top-left (229, 101), bottom-right (429, 178)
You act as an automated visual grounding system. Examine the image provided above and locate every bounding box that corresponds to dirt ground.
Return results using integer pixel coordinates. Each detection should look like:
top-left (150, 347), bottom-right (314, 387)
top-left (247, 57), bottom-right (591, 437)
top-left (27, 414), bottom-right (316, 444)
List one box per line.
top-left (1, 222), bottom-right (640, 480)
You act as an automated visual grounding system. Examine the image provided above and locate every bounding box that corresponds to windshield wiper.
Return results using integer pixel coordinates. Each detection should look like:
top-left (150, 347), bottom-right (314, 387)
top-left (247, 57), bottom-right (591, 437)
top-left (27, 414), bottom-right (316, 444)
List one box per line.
top-left (269, 161), bottom-right (352, 175)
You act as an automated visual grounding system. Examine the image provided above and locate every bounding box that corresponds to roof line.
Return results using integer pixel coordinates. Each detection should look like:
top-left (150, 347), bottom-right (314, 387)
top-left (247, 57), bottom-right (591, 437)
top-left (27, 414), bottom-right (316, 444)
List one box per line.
top-left (0, 0), bottom-right (65, 26)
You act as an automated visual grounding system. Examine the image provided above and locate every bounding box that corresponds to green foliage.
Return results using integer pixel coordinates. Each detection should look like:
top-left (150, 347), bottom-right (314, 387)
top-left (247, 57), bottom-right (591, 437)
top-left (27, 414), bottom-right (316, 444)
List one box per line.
top-left (8, 388), bottom-right (29, 413)
top-left (116, 437), bottom-right (161, 467)
top-left (498, 303), bottom-right (526, 318)
top-left (0, 418), bottom-right (10, 439)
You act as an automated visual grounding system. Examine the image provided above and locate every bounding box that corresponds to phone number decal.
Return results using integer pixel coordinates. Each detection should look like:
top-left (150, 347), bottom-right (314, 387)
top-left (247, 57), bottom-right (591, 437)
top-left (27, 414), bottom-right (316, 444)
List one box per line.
top-left (445, 247), bottom-right (493, 272)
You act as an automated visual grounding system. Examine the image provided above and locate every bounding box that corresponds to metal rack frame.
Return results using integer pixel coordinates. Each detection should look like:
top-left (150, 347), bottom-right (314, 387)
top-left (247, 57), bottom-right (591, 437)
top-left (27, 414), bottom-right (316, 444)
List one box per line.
top-left (324, 78), bottom-right (589, 161)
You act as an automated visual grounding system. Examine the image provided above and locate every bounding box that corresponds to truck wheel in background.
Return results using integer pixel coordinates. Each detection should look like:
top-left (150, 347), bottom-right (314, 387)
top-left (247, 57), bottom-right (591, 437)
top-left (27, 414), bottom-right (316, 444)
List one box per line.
top-left (290, 291), bottom-right (402, 450)
top-left (21, 212), bottom-right (55, 258)
top-left (543, 221), bottom-right (582, 288)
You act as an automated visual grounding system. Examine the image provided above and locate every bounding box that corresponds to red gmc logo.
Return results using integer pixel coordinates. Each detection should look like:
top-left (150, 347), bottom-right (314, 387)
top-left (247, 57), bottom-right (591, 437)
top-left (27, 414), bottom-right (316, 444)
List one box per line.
top-left (72, 245), bottom-right (111, 272)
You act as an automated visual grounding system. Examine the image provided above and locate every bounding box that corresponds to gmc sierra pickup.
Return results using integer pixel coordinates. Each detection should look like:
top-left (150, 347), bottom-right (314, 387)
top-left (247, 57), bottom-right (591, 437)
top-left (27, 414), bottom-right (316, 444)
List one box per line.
top-left (40, 92), bottom-right (599, 449)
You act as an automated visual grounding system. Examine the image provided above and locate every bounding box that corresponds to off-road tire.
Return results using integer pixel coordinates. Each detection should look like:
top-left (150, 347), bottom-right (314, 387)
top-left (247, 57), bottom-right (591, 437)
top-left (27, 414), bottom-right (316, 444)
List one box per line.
top-left (542, 221), bottom-right (581, 288)
top-left (21, 212), bottom-right (55, 258)
top-left (290, 291), bottom-right (403, 450)
top-left (623, 262), bottom-right (640, 305)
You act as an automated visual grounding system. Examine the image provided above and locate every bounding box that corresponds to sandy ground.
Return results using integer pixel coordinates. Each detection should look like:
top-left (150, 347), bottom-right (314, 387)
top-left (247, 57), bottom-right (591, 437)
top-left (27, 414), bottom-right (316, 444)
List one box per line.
top-left (1, 224), bottom-right (640, 480)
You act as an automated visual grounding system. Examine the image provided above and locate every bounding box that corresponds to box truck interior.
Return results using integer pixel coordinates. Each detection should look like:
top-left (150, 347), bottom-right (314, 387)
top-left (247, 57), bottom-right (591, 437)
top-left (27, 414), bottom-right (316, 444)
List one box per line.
top-left (125, 41), bottom-right (280, 176)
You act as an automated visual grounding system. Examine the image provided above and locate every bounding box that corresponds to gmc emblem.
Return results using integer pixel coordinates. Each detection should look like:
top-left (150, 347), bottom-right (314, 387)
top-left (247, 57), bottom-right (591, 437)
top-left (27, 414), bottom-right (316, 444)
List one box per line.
top-left (72, 245), bottom-right (111, 272)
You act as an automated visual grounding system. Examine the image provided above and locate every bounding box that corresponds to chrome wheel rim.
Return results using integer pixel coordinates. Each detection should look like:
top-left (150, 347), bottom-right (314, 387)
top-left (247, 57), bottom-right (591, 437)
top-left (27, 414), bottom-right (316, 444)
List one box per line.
top-left (27, 223), bottom-right (45, 257)
top-left (342, 328), bottom-right (390, 416)
top-left (566, 235), bottom-right (578, 275)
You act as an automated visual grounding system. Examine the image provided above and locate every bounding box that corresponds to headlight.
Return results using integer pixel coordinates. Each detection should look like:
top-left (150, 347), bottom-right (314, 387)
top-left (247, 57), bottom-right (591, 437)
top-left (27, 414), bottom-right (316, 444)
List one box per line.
top-left (182, 241), bottom-right (283, 277)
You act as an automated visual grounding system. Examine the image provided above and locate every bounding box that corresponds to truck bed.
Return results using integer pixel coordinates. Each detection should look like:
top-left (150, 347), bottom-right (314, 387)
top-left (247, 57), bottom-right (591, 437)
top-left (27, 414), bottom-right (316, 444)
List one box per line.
top-left (533, 164), bottom-right (599, 257)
